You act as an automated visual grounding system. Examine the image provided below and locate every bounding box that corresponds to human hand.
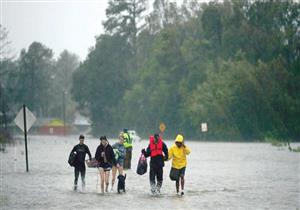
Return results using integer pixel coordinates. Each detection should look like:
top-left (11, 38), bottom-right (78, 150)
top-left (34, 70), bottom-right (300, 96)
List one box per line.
top-left (141, 149), bottom-right (146, 155)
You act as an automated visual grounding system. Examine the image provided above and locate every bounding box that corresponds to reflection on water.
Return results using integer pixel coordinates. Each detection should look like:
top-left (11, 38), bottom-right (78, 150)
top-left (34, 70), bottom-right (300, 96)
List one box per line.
top-left (1, 136), bottom-right (299, 210)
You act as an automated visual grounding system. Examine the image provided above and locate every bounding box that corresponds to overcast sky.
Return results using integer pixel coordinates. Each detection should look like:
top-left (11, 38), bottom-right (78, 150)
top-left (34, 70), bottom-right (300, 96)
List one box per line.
top-left (1, 0), bottom-right (109, 61)
top-left (1, 0), bottom-right (188, 61)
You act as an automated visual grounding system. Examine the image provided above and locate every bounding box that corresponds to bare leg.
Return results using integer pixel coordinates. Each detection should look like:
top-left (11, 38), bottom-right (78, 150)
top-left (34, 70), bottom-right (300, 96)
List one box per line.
top-left (181, 176), bottom-right (185, 191)
top-left (105, 171), bottom-right (110, 192)
top-left (180, 175), bottom-right (185, 195)
top-left (99, 168), bottom-right (105, 193)
top-left (111, 166), bottom-right (117, 190)
top-left (176, 180), bottom-right (179, 194)
top-left (118, 166), bottom-right (123, 175)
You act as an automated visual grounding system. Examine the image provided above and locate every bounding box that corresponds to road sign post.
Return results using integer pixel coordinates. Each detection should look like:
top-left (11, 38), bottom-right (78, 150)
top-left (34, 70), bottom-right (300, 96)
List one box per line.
top-left (14, 105), bottom-right (36, 172)
top-left (23, 105), bottom-right (29, 172)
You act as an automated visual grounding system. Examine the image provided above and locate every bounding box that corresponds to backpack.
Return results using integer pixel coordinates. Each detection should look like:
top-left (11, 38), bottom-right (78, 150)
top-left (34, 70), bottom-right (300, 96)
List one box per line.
top-left (68, 151), bottom-right (77, 167)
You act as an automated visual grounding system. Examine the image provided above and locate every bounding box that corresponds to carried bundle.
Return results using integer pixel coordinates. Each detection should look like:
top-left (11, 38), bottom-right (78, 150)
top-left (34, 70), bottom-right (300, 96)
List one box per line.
top-left (68, 151), bottom-right (77, 167)
top-left (86, 158), bottom-right (98, 168)
top-left (136, 153), bottom-right (147, 175)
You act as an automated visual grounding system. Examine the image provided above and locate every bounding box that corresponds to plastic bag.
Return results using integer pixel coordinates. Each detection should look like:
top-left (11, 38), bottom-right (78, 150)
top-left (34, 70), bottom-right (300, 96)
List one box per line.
top-left (136, 153), bottom-right (147, 175)
top-left (169, 167), bottom-right (180, 181)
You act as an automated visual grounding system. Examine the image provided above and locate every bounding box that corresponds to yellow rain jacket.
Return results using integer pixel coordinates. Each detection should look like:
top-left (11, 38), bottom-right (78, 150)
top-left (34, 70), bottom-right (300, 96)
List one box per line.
top-left (168, 143), bottom-right (191, 169)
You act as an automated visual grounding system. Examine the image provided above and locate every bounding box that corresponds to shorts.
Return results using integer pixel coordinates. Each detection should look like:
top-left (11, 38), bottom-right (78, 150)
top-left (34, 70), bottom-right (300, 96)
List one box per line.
top-left (116, 158), bottom-right (124, 167)
top-left (98, 162), bottom-right (112, 171)
top-left (178, 167), bottom-right (186, 177)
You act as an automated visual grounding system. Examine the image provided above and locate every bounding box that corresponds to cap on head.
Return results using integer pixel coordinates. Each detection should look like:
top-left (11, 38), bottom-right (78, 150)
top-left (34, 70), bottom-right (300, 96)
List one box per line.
top-left (79, 134), bottom-right (85, 140)
top-left (123, 128), bottom-right (128, 133)
top-left (175, 134), bottom-right (184, 143)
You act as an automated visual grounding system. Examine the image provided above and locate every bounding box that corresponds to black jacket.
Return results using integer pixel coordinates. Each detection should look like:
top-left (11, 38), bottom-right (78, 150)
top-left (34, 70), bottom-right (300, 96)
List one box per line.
top-left (71, 144), bottom-right (92, 168)
top-left (95, 144), bottom-right (116, 165)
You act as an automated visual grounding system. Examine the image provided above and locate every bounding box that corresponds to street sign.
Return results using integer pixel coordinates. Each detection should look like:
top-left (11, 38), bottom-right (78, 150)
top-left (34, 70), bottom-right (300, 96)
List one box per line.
top-left (14, 106), bottom-right (36, 133)
top-left (201, 123), bottom-right (208, 132)
top-left (159, 122), bottom-right (166, 132)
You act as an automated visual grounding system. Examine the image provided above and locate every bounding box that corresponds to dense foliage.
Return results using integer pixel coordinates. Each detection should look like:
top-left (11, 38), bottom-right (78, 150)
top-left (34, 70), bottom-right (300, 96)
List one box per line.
top-left (72, 0), bottom-right (299, 140)
top-left (1, 0), bottom-right (299, 141)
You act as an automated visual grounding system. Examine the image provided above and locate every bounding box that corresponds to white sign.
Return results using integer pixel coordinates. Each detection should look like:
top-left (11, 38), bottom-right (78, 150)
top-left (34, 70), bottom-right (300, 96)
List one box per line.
top-left (201, 123), bottom-right (208, 132)
top-left (14, 106), bottom-right (36, 133)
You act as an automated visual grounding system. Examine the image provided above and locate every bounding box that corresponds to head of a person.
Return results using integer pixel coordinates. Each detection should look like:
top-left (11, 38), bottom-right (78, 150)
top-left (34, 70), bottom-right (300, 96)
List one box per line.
top-left (119, 132), bottom-right (125, 143)
top-left (154, 133), bottom-right (160, 144)
top-left (100, 135), bottom-right (108, 146)
top-left (123, 128), bottom-right (128, 133)
top-left (175, 134), bottom-right (184, 148)
top-left (79, 134), bottom-right (85, 144)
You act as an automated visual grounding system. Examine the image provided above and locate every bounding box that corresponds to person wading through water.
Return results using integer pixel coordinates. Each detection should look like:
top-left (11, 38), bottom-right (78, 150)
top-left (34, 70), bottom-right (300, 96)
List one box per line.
top-left (95, 136), bottom-right (116, 193)
top-left (70, 134), bottom-right (92, 191)
top-left (168, 134), bottom-right (191, 196)
top-left (142, 133), bottom-right (168, 195)
top-left (123, 129), bottom-right (133, 169)
top-left (111, 132), bottom-right (126, 191)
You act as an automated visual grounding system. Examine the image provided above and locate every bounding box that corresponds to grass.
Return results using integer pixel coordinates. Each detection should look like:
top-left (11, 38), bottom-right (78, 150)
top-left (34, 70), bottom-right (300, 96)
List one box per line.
top-left (265, 137), bottom-right (300, 152)
top-left (264, 137), bottom-right (285, 147)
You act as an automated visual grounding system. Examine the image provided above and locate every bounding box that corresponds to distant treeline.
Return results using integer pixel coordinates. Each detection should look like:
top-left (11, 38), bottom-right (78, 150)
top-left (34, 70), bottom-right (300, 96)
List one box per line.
top-left (1, 0), bottom-right (299, 141)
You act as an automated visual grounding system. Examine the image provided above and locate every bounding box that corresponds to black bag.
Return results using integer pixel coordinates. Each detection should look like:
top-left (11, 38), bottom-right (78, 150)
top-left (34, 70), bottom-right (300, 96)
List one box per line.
top-left (68, 151), bottom-right (77, 167)
top-left (169, 167), bottom-right (180, 181)
top-left (136, 153), bottom-right (147, 175)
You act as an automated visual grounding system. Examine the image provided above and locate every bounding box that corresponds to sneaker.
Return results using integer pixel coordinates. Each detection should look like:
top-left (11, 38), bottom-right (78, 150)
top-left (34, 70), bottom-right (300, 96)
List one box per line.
top-left (156, 190), bottom-right (161, 196)
top-left (180, 190), bottom-right (184, 196)
top-left (73, 185), bottom-right (77, 191)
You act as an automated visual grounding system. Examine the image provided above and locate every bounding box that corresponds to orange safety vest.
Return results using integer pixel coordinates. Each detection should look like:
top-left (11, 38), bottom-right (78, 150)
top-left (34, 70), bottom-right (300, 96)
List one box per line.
top-left (149, 135), bottom-right (163, 157)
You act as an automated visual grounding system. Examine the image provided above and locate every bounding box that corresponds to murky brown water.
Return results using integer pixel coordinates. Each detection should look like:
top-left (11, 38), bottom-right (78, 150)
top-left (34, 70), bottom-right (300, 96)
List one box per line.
top-left (1, 136), bottom-right (299, 210)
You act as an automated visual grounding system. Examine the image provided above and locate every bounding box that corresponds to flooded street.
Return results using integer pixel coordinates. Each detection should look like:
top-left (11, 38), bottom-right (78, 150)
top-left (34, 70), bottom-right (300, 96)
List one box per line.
top-left (1, 136), bottom-right (299, 210)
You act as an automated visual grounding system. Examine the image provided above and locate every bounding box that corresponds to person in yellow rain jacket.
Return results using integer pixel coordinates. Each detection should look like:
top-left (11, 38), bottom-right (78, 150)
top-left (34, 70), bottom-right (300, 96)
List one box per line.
top-left (168, 134), bottom-right (191, 196)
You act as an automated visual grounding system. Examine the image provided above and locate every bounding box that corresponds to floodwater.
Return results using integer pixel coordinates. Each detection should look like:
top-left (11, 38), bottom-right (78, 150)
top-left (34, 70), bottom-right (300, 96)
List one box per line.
top-left (1, 136), bottom-right (299, 210)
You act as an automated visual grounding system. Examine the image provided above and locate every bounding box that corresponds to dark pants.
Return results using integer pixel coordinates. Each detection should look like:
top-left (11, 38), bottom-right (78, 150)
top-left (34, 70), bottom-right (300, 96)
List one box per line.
top-left (123, 147), bottom-right (132, 169)
top-left (74, 165), bottom-right (86, 187)
top-left (149, 165), bottom-right (163, 191)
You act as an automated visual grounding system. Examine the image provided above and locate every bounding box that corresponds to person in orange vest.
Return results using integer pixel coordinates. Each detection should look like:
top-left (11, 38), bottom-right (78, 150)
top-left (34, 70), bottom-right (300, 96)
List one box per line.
top-left (142, 133), bottom-right (168, 195)
top-left (168, 134), bottom-right (191, 196)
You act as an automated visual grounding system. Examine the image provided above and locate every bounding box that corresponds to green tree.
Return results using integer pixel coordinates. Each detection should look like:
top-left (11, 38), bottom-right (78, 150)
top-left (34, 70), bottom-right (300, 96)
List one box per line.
top-left (103, 0), bottom-right (147, 59)
top-left (72, 35), bottom-right (131, 135)
top-left (49, 50), bottom-right (79, 122)
top-left (16, 42), bottom-right (55, 116)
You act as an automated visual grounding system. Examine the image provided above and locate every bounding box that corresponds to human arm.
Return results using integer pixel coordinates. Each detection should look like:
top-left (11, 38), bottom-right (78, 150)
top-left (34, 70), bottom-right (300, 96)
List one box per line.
top-left (86, 145), bottom-right (92, 160)
top-left (168, 147), bottom-right (173, 161)
top-left (162, 143), bottom-right (169, 161)
top-left (95, 146), bottom-right (101, 162)
top-left (142, 144), bottom-right (151, 158)
top-left (71, 145), bottom-right (76, 153)
top-left (183, 144), bottom-right (191, 155)
top-left (109, 145), bottom-right (117, 165)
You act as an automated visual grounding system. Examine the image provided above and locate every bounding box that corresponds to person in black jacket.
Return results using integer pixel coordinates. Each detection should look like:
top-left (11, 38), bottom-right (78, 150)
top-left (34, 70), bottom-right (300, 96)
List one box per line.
top-left (70, 134), bottom-right (92, 191)
top-left (95, 136), bottom-right (116, 193)
top-left (142, 133), bottom-right (168, 195)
